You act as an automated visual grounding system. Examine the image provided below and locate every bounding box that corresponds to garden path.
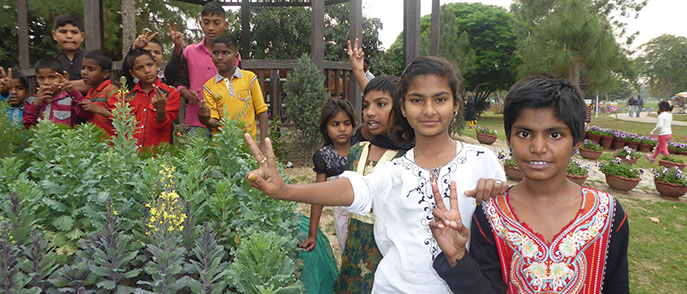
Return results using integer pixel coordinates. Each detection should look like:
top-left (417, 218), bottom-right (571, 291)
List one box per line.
top-left (611, 112), bottom-right (687, 126)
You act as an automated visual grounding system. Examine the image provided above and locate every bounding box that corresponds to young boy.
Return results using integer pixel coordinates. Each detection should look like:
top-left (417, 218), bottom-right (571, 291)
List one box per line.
top-left (52, 14), bottom-right (89, 93)
top-left (125, 49), bottom-right (180, 148)
top-left (0, 68), bottom-right (29, 125)
top-left (121, 25), bottom-right (183, 90)
top-left (175, 1), bottom-right (229, 136)
top-left (198, 35), bottom-right (268, 143)
top-left (23, 57), bottom-right (92, 128)
top-left (431, 76), bottom-right (629, 293)
top-left (78, 50), bottom-right (121, 137)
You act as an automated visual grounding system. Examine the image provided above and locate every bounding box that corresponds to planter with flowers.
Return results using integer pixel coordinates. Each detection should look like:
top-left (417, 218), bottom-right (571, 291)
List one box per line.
top-left (566, 160), bottom-right (589, 185)
top-left (677, 143), bottom-right (687, 155)
top-left (586, 126), bottom-right (603, 143)
top-left (652, 166), bottom-right (687, 198)
top-left (626, 134), bottom-right (640, 150)
top-left (499, 152), bottom-right (522, 181)
top-left (599, 129), bottom-right (614, 149)
top-left (611, 130), bottom-right (628, 149)
top-left (614, 146), bottom-right (641, 165)
top-left (475, 127), bottom-right (497, 145)
top-left (658, 155), bottom-right (686, 171)
top-left (599, 159), bottom-right (643, 192)
top-left (638, 136), bottom-right (655, 152)
top-left (668, 143), bottom-right (679, 155)
top-left (578, 139), bottom-right (603, 160)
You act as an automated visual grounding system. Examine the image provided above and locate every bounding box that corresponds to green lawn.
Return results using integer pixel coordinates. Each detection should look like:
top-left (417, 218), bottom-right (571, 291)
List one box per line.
top-left (649, 113), bottom-right (687, 122)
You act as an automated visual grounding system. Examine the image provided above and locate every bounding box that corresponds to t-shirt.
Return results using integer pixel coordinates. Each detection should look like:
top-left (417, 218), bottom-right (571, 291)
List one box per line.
top-left (651, 112), bottom-right (672, 135)
top-left (55, 49), bottom-right (84, 80)
top-left (341, 141), bottom-right (506, 293)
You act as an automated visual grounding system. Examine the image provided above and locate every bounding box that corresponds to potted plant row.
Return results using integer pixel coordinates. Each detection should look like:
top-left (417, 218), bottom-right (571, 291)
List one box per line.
top-left (614, 146), bottom-right (641, 165)
top-left (475, 127), bottom-right (497, 145)
top-left (658, 155), bottom-right (687, 171)
top-left (567, 160), bottom-right (589, 185)
top-left (652, 166), bottom-right (687, 199)
top-left (598, 159), bottom-right (643, 192)
top-left (578, 139), bottom-right (603, 160)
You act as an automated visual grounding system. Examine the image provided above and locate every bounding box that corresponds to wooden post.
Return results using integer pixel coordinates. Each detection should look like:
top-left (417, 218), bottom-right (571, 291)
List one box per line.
top-left (122, 0), bottom-right (135, 58)
top-left (311, 0), bottom-right (325, 69)
top-left (430, 0), bottom-right (440, 56)
top-left (349, 0), bottom-right (363, 114)
top-left (16, 0), bottom-right (29, 69)
top-left (403, 0), bottom-right (420, 67)
top-left (241, 0), bottom-right (251, 59)
top-left (84, 0), bottom-right (104, 50)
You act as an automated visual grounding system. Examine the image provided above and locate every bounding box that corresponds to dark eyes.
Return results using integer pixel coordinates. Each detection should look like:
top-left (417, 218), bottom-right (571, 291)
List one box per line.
top-left (550, 132), bottom-right (562, 139)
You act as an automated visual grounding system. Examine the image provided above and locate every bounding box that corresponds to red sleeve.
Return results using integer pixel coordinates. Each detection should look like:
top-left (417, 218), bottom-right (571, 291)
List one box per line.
top-left (154, 88), bottom-right (180, 129)
top-left (22, 97), bottom-right (42, 129)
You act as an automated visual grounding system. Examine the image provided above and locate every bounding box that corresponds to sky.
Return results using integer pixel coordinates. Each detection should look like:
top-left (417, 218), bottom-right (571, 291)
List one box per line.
top-left (363, 0), bottom-right (687, 52)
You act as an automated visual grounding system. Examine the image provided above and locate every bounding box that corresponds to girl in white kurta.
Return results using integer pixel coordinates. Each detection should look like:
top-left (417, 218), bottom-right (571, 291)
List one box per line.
top-left (244, 56), bottom-right (506, 293)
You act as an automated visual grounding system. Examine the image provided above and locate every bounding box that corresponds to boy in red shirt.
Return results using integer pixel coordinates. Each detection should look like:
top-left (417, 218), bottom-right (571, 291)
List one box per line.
top-left (78, 49), bottom-right (121, 137)
top-left (124, 49), bottom-right (180, 148)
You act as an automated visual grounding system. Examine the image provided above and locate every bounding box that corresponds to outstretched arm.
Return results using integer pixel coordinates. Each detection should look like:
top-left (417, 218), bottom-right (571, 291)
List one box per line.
top-left (245, 134), bottom-right (354, 206)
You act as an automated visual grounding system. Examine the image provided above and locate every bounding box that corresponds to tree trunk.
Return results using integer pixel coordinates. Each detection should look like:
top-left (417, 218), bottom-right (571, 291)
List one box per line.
top-left (569, 60), bottom-right (581, 88)
top-left (122, 0), bottom-right (135, 58)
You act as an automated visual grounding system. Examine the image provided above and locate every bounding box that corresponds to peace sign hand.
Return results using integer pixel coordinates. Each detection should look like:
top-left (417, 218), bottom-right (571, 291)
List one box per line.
top-left (167, 22), bottom-right (184, 50)
top-left (245, 134), bottom-right (288, 199)
top-left (0, 67), bottom-right (12, 92)
top-left (133, 31), bottom-right (160, 50)
top-left (346, 38), bottom-right (365, 73)
top-left (429, 181), bottom-right (470, 266)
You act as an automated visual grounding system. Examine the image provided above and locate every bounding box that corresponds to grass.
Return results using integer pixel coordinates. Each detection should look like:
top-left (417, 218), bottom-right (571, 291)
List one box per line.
top-left (621, 198), bottom-right (687, 293)
top-left (648, 113), bottom-right (687, 122)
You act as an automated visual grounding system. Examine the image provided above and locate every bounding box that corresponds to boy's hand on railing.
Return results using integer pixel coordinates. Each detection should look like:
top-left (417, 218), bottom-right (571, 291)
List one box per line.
top-left (464, 178), bottom-right (508, 204)
top-left (245, 134), bottom-right (288, 199)
top-left (430, 181), bottom-right (469, 266)
top-left (346, 38), bottom-right (365, 73)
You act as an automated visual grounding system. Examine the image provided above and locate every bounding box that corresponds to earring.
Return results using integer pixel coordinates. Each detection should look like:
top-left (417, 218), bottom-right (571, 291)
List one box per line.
top-left (453, 110), bottom-right (458, 116)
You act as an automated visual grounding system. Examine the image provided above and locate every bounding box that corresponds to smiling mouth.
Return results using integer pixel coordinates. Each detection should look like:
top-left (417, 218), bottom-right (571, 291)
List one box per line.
top-left (526, 161), bottom-right (550, 166)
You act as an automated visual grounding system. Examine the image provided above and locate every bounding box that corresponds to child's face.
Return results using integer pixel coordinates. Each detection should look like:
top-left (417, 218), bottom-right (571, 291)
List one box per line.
top-left (199, 13), bottom-right (228, 42)
top-left (212, 43), bottom-right (237, 73)
top-left (36, 68), bottom-right (63, 94)
top-left (362, 90), bottom-right (393, 136)
top-left (51, 24), bottom-right (84, 52)
top-left (81, 58), bottom-right (109, 86)
top-left (401, 75), bottom-right (457, 139)
top-left (508, 107), bottom-right (581, 183)
top-left (326, 110), bottom-right (353, 146)
top-left (8, 78), bottom-right (27, 106)
top-left (129, 55), bottom-right (158, 85)
top-left (143, 42), bottom-right (164, 66)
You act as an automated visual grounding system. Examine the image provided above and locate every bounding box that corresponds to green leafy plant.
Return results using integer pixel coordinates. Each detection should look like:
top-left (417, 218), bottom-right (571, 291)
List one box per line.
top-left (614, 146), bottom-right (641, 159)
top-left (0, 222), bottom-right (36, 294)
top-left (497, 151), bottom-right (516, 167)
top-left (598, 159), bottom-right (643, 179)
top-left (660, 155), bottom-right (684, 164)
top-left (567, 160), bottom-right (589, 176)
top-left (580, 139), bottom-right (603, 151)
top-left (652, 167), bottom-right (687, 187)
top-left (184, 222), bottom-right (228, 293)
top-left (475, 126), bottom-right (497, 136)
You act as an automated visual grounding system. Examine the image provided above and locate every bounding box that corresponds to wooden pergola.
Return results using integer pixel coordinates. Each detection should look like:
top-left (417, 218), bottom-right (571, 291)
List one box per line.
top-left (15, 0), bottom-right (441, 117)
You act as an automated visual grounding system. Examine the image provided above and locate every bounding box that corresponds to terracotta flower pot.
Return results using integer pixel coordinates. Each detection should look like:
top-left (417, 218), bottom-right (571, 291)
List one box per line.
top-left (567, 174), bottom-right (588, 185)
top-left (679, 150), bottom-right (687, 156)
top-left (476, 133), bottom-right (497, 145)
top-left (600, 136), bottom-right (614, 149)
top-left (658, 159), bottom-right (687, 171)
top-left (612, 138), bottom-right (626, 150)
top-left (615, 156), bottom-right (638, 165)
top-left (626, 141), bottom-right (639, 149)
top-left (587, 133), bottom-right (602, 143)
top-left (654, 180), bottom-right (687, 199)
top-left (668, 148), bottom-right (678, 155)
top-left (638, 143), bottom-right (652, 152)
top-left (504, 164), bottom-right (523, 181)
top-left (605, 174), bottom-right (640, 192)
top-left (579, 148), bottom-right (603, 160)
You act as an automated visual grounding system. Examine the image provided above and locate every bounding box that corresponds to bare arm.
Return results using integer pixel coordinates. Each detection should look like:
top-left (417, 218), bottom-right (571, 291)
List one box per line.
top-left (298, 173), bottom-right (328, 251)
top-left (347, 38), bottom-right (369, 91)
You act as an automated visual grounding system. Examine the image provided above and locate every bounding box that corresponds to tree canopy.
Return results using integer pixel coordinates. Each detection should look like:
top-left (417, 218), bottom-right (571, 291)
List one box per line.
top-left (637, 34), bottom-right (687, 98)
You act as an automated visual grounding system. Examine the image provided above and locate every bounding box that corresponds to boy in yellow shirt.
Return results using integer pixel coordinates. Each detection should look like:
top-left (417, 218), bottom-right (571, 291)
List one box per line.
top-left (199, 35), bottom-right (268, 145)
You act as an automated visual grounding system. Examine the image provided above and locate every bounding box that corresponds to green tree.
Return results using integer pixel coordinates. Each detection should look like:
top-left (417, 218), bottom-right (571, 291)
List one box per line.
top-left (637, 34), bottom-right (687, 98)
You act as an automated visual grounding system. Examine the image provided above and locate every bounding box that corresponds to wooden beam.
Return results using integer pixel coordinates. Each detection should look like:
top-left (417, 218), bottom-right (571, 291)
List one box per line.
top-left (84, 0), bottom-right (104, 50)
top-left (122, 0), bottom-right (135, 58)
top-left (403, 0), bottom-right (420, 67)
top-left (16, 0), bottom-right (29, 69)
top-left (349, 0), bottom-right (362, 114)
top-left (241, 0), bottom-right (251, 59)
top-left (311, 0), bottom-right (325, 67)
top-left (430, 0), bottom-right (440, 56)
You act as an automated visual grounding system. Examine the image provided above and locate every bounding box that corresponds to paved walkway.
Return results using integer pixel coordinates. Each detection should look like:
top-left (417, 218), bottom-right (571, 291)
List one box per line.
top-left (610, 111), bottom-right (687, 126)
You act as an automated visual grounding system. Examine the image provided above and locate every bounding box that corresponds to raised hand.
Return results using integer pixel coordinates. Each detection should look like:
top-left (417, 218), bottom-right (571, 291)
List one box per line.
top-left (346, 38), bottom-right (365, 73)
top-left (198, 100), bottom-right (211, 124)
top-left (180, 88), bottom-right (200, 104)
top-left (167, 22), bottom-right (184, 51)
top-left (429, 181), bottom-right (470, 266)
top-left (35, 85), bottom-right (53, 105)
top-left (56, 71), bottom-right (72, 93)
top-left (464, 178), bottom-right (508, 204)
top-left (151, 86), bottom-right (168, 111)
top-left (133, 30), bottom-right (160, 50)
top-left (0, 67), bottom-right (12, 92)
top-left (245, 134), bottom-right (288, 199)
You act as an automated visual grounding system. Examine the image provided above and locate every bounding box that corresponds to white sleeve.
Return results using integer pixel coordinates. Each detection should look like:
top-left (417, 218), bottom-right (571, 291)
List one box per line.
top-left (480, 147), bottom-right (507, 181)
top-left (340, 162), bottom-right (396, 215)
top-left (651, 114), bottom-right (664, 135)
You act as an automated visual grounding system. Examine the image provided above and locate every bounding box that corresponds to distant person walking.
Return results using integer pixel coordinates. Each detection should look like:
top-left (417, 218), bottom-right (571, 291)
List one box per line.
top-left (628, 96), bottom-right (636, 117)
top-left (646, 101), bottom-right (673, 163)
top-left (636, 95), bottom-right (644, 117)
top-left (464, 96), bottom-right (476, 128)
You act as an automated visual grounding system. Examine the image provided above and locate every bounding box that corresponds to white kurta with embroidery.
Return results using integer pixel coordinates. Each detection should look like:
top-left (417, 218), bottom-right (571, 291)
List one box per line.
top-left (341, 141), bottom-right (506, 293)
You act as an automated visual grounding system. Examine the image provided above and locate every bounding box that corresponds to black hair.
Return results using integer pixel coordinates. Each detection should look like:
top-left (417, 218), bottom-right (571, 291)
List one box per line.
top-left (35, 57), bottom-right (64, 73)
top-left (148, 38), bottom-right (164, 52)
top-left (84, 49), bottom-right (112, 71)
top-left (658, 101), bottom-right (673, 113)
top-left (503, 76), bottom-right (586, 145)
top-left (390, 56), bottom-right (461, 145)
top-left (126, 49), bottom-right (155, 69)
top-left (54, 14), bottom-right (83, 31)
top-left (212, 35), bottom-right (237, 51)
top-left (363, 76), bottom-right (399, 97)
top-left (10, 70), bottom-right (28, 89)
top-left (201, 1), bottom-right (226, 17)
top-left (319, 99), bottom-right (358, 147)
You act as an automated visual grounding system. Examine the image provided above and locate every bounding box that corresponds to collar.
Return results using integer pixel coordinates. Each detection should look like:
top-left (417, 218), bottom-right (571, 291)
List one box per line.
top-left (93, 79), bottom-right (113, 93)
top-left (199, 38), bottom-right (210, 54)
top-left (214, 67), bottom-right (242, 83)
top-left (132, 78), bottom-right (163, 94)
top-left (57, 48), bottom-right (83, 61)
top-left (9, 101), bottom-right (25, 110)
